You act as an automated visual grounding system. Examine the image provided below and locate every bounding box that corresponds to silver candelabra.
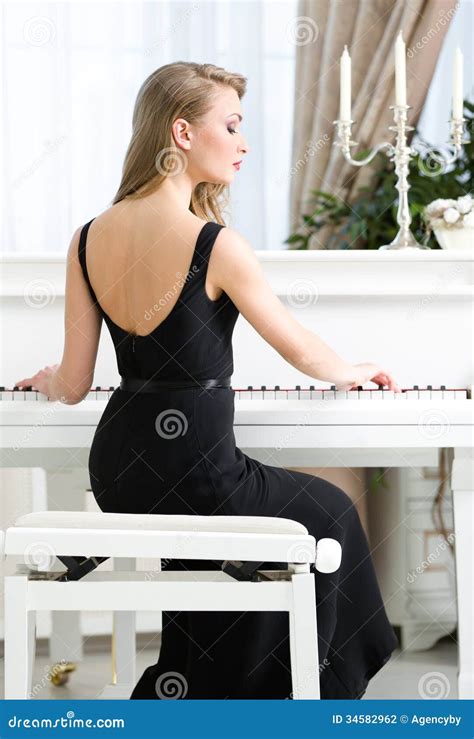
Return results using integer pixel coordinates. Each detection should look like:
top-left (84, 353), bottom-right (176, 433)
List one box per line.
top-left (333, 105), bottom-right (469, 250)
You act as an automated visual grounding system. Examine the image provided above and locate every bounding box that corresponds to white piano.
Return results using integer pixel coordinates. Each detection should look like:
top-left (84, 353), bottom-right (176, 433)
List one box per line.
top-left (1, 248), bottom-right (473, 698)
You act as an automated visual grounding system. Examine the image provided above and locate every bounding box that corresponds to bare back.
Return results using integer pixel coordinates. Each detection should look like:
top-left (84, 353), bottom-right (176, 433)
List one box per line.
top-left (85, 202), bottom-right (223, 337)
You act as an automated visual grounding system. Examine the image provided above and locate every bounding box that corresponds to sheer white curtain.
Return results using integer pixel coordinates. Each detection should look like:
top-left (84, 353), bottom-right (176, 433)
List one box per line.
top-left (416, 0), bottom-right (473, 145)
top-left (1, 0), bottom-right (297, 253)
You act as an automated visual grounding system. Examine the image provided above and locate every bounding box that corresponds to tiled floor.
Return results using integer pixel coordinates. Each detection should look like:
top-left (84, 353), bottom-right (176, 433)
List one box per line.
top-left (0, 634), bottom-right (458, 700)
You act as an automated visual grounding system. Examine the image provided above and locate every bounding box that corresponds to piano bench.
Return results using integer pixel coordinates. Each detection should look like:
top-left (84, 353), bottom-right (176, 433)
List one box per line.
top-left (2, 510), bottom-right (342, 700)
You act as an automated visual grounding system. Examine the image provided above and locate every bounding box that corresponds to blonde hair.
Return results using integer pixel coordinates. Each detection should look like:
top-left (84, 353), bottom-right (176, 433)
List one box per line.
top-left (112, 62), bottom-right (247, 225)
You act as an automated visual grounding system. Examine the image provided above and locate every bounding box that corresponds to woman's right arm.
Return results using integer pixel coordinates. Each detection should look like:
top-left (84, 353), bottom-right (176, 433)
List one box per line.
top-left (211, 227), bottom-right (401, 392)
top-left (211, 227), bottom-right (357, 388)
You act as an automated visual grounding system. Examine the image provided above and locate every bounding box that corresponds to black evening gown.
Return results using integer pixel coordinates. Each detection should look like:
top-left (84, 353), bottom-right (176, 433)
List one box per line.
top-left (78, 218), bottom-right (398, 700)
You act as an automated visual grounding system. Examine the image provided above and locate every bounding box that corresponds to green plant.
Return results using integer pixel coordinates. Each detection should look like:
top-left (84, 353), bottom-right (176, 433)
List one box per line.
top-left (286, 99), bottom-right (474, 250)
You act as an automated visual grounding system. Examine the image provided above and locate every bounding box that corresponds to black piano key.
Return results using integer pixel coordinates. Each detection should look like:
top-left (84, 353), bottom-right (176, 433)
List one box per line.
top-left (330, 385), bottom-right (336, 390)
top-left (357, 386), bottom-right (363, 391)
top-left (275, 385), bottom-right (280, 390)
top-left (441, 384), bottom-right (446, 390)
top-left (261, 385), bottom-right (266, 390)
top-left (309, 385), bottom-right (315, 390)
top-left (427, 385), bottom-right (432, 390)
top-left (295, 385), bottom-right (301, 390)
top-left (413, 385), bottom-right (419, 390)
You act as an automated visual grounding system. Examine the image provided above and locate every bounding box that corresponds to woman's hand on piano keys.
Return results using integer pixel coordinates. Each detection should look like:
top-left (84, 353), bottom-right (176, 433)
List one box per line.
top-left (336, 363), bottom-right (401, 393)
top-left (14, 364), bottom-right (60, 396)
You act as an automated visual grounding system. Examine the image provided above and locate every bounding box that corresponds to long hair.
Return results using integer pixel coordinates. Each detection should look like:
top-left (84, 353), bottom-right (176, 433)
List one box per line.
top-left (112, 62), bottom-right (247, 224)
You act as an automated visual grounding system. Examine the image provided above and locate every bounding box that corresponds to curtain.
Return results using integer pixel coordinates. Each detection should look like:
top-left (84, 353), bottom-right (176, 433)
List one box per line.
top-left (289, 0), bottom-right (459, 241)
top-left (1, 1), bottom-right (298, 253)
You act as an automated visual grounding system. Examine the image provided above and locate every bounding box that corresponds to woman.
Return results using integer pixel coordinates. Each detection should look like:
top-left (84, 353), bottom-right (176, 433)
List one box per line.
top-left (16, 61), bottom-right (400, 699)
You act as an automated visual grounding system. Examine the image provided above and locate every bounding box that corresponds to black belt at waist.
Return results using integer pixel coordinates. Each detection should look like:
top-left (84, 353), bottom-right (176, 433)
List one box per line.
top-left (119, 376), bottom-right (232, 392)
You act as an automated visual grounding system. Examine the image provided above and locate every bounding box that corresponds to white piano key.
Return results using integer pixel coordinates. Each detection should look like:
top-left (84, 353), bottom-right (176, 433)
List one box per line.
top-left (382, 391), bottom-right (396, 400)
top-left (310, 390), bottom-right (324, 401)
top-left (369, 389), bottom-right (384, 400)
top-left (442, 390), bottom-right (456, 400)
top-left (0, 389), bottom-right (14, 401)
top-left (96, 391), bottom-right (110, 401)
top-left (24, 390), bottom-right (39, 401)
top-left (323, 389), bottom-right (336, 400)
top-left (299, 390), bottom-right (311, 400)
top-left (404, 390), bottom-right (420, 400)
top-left (334, 391), bottom-right (349, 400)
top-left (418, 389), bottom-right (431, 399)
top-left (275, 390), bottom-right (287, 400)
top-left (287, 390), bottom-right (299, 400)
top-left (454, 390), bottom-right (468, 399)
top-left (358, 390), bottom-right (372, 400)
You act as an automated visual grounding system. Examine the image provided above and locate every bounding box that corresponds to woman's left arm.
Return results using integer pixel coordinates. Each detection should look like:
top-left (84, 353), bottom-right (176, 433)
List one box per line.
top-left (14, 227), bottom-right (102, 404)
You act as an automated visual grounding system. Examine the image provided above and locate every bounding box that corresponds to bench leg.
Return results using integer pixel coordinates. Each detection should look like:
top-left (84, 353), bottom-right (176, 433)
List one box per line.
top-left (451, 448), bottom-right (474, 699)
top-left (5, 575), bottom-right (36, 699)
top-left (112, 558), bottom-right (136, 687)
top-left (289, 572), bottom-right (320, 699)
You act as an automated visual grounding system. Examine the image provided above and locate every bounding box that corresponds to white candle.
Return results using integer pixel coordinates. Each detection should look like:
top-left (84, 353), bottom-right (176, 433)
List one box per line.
top-left (340, 45), bottom-right (351, 121)
top-left (395, 30), bottom-right (406, 106)
top-left (452, 46), bottom-right (463, 119)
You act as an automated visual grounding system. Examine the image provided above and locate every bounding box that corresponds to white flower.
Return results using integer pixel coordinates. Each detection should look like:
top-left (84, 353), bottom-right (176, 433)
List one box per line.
top-left (443, 207), bottom-right (460, 224)
top-left (457, 195), bottom-right (473, 215)
top-left (425, 198), bottom-right (458, 216)
top-left (463, 211), bottom-right (474, 227)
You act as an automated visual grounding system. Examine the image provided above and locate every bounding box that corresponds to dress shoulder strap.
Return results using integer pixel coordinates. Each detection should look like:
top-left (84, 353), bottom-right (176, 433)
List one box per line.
top-left (78, 218), bottom-right (100, 306)
top-left (194, 222), bottom-right (226, 272)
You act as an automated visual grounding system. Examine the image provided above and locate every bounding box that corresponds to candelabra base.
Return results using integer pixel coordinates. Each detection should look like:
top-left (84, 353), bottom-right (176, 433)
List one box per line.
top-left (379, 227), bottom-right (430, 251)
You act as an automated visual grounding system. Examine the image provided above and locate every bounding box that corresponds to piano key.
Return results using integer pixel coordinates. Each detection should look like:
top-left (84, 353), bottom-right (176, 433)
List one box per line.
top-left (334, 390), bottom-right (349, 400)
top-left (323, 388), bottom-right (336, 400)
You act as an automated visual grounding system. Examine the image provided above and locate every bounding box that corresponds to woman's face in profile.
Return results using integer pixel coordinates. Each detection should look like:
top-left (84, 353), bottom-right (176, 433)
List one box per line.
top-left (174, 86), bottom-right (249, 186)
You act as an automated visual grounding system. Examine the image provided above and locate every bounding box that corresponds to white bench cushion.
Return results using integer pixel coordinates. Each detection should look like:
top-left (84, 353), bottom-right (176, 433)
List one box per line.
top-left (13, 511), bottom-right (308, 536)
